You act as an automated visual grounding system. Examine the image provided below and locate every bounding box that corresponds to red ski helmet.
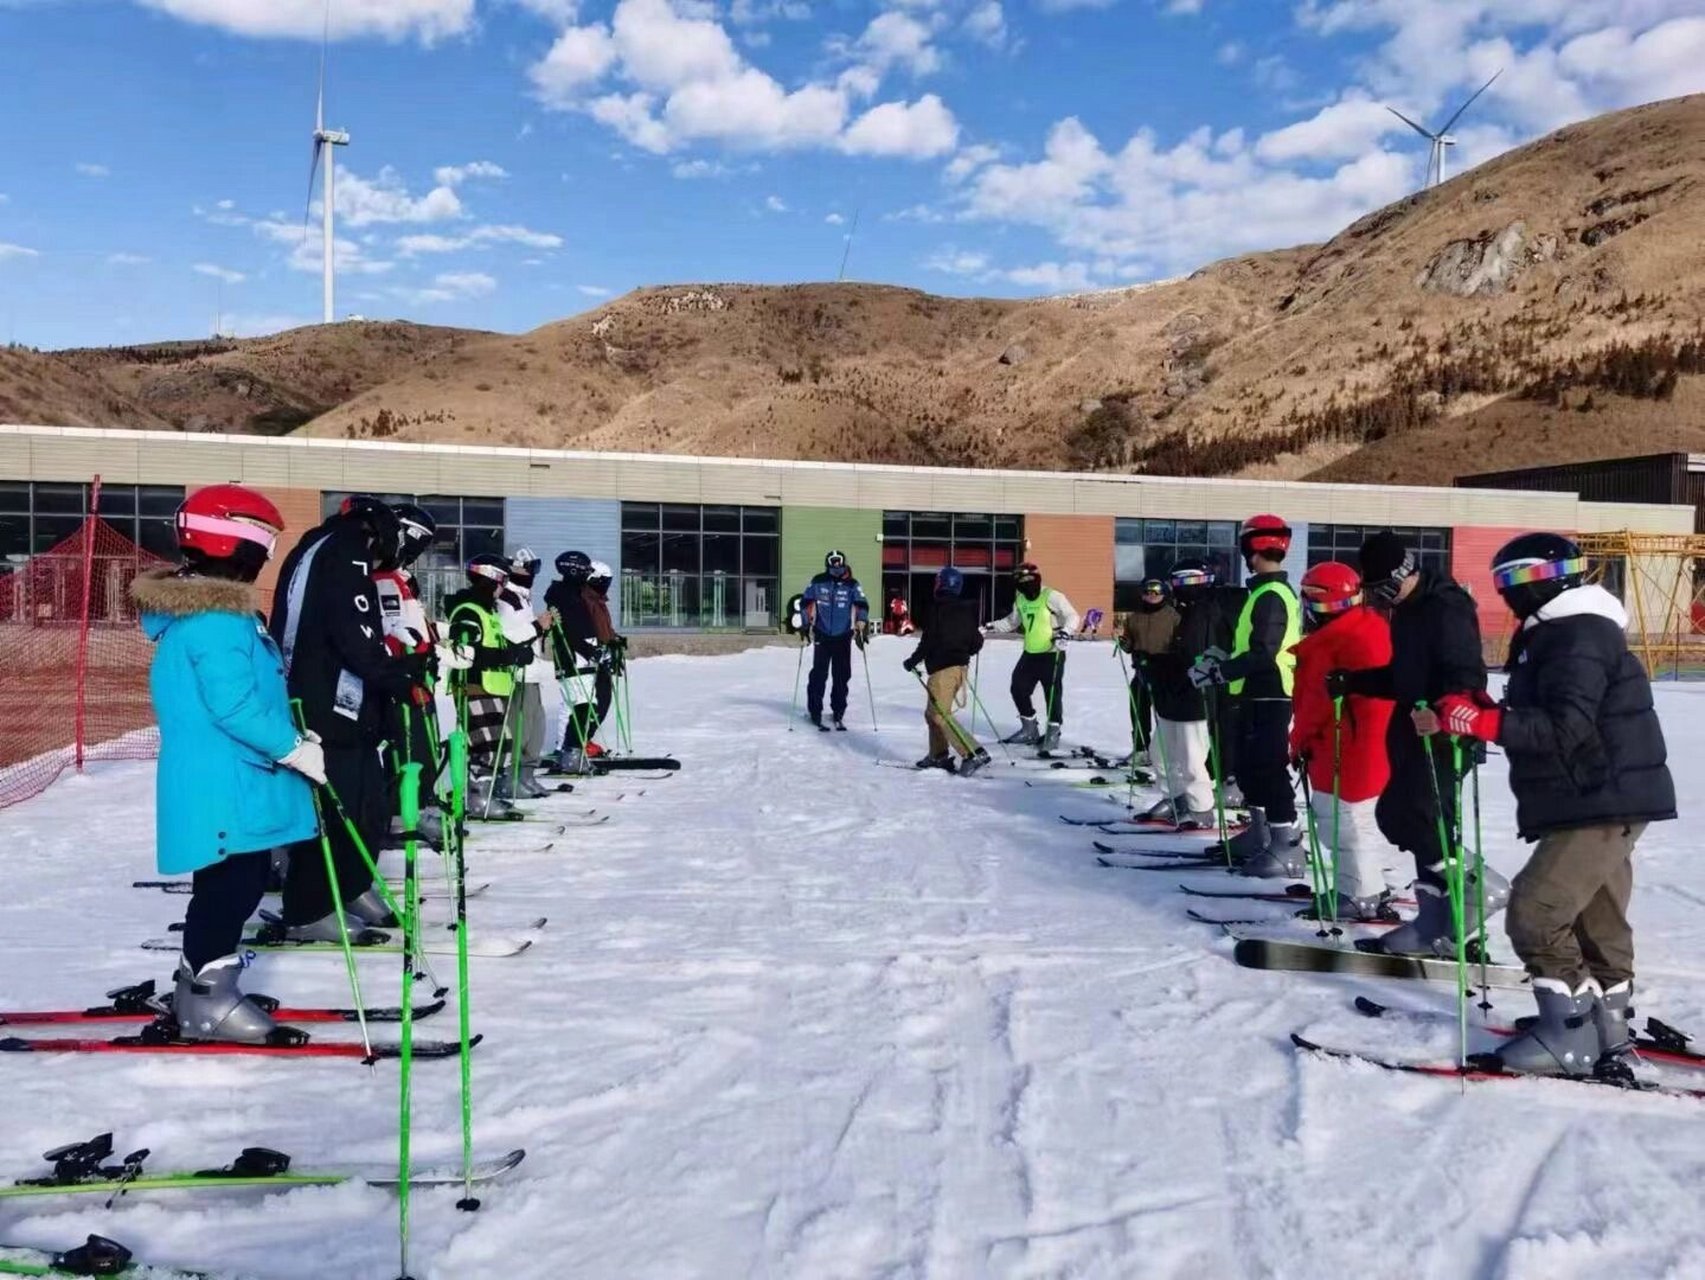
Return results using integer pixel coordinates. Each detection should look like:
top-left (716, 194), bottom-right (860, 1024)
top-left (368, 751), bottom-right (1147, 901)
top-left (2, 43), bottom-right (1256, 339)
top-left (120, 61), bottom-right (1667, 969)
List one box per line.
top-left (1239, 513), bottom-right (1292, 558)
top-left (1301, 561), bottom-right (1362, 619)
top-left (175, 485), bottom-right (285, 561)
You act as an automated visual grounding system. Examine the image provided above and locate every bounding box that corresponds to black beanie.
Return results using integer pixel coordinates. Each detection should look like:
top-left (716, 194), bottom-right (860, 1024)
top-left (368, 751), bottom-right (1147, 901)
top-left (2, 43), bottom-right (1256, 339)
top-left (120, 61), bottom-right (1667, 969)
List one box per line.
top-left (1358, 531), bottom-right (1412, 583)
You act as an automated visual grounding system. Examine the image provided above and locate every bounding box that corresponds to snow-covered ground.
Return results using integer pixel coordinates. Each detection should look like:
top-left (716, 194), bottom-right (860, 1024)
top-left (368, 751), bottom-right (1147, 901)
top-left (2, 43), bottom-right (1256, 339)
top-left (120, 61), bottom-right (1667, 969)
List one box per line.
top-left (4, 637), bottom-right (1705, 1280)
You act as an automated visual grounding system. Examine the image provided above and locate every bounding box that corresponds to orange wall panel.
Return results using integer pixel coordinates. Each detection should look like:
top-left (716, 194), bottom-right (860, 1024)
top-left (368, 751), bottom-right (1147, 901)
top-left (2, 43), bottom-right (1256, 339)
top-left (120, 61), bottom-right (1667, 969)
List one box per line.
top-left (1022, 513), bottom-right (1115, 636)
top-left (1452, 525), bottom-right (1535, 663)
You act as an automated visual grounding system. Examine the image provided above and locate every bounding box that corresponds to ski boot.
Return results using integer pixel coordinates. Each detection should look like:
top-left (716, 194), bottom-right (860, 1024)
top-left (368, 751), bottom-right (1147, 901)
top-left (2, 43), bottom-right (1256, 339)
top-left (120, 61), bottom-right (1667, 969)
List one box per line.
top-left (810, 713), bottom-right (829, 733)
top-left (957, 749), bottom-right (993, 779)
top-left (416, 807), bottom-right (446, 850)
top-left (1141, 795), bottom-right (1181, 824)
top-left (346, 884), bottom-right (400, 928)
top-left (1491, 978), bottom-right (1600, 1077)
top-left (554, 748), bottom-right (592, 776)
top-left (1221, 783), bottom-right (1246, 809)
top-left (1235, 823), bottom-right (1305, 880)
top-left (1038, 723), bottom-right (1062, 752)
top-left (915, 752), bottom-right (957, 773)
top-left (1334, 889), bottom-right (1401, 923)
top-left (1002, 717), bottom-right (1041, 746)
top-left (1215, 806), bottom-right (1271, 864)
top-left (517, 766), bottom-right (552, 800)
top-left (284, 911), bottom-right (376, 944)
top-left (1173, 802), bottom-right (1215, 831)
top-left (1372, 884), bottom-right (1456, 956)
top-left (172, 954), bottom-right (306, 1046)
top-left (473, 775), bottom-right (523, 819)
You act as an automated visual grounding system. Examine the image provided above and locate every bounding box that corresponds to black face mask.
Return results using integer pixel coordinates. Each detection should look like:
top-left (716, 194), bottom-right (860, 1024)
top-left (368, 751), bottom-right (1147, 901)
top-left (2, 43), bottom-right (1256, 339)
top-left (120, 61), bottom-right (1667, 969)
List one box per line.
top-left (1137, 597), bottom-right (1165, 613)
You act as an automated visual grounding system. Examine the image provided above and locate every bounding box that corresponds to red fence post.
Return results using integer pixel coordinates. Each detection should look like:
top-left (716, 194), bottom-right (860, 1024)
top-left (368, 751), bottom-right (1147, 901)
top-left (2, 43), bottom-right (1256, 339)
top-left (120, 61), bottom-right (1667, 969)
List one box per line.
top-left (72, 475), bottom-right (101, 773)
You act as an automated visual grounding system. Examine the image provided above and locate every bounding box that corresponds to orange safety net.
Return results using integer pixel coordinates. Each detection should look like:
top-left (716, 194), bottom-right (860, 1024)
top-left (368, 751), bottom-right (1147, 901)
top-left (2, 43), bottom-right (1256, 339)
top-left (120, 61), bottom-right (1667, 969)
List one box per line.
top-left (0, 517), bottom-right (167, 808)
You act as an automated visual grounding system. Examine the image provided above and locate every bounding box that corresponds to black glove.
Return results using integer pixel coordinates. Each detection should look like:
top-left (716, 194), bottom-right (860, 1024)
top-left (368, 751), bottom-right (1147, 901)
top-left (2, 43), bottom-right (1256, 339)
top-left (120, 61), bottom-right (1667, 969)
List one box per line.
top-left (1325, 669), bottom-right (1353, 699)
top-left (854, 629), bottom-right (869, 651)
top-left (505, 641), bottom-right (538, 666)
top-left (902, 655), bottom-right (920, 674)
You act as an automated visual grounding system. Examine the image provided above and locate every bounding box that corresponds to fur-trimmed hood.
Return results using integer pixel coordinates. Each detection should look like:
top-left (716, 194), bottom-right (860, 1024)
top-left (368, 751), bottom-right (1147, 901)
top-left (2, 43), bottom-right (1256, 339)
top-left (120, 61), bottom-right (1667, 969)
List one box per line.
top-left (133, 566), bottom-right (261, 638)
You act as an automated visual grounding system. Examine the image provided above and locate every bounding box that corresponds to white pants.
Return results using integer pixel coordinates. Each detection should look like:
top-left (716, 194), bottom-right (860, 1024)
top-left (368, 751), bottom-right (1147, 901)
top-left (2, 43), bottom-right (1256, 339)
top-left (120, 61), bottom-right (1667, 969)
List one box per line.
top-left (1155, 717), bottom-right (1214, 813)
top-left (1309, 791), bottom-right (1391, 901)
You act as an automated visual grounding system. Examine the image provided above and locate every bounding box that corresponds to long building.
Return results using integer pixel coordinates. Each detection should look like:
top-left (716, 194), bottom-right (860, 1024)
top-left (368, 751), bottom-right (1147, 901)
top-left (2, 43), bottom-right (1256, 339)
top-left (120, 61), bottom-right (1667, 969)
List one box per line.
top-left (2, 424), bottom-right (1694, 639)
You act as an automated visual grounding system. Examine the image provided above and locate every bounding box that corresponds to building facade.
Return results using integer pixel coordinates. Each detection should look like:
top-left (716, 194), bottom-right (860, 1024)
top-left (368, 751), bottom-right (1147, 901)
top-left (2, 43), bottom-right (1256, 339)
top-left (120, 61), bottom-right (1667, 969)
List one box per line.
top-left (3, 424), bottom-right (1694, 635)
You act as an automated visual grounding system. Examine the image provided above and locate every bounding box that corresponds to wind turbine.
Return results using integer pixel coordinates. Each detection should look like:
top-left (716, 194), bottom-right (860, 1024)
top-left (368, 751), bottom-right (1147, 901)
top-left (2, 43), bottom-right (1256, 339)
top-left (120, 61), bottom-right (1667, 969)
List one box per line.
top-left (1385, 69), bottom-right (1502, 191)
top-left (305, 4), bottom-right (349, 324)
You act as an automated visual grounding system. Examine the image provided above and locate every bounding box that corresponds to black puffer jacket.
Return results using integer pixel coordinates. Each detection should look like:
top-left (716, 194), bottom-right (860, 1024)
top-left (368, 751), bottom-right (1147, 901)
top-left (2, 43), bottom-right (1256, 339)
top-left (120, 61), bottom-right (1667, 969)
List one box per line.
top-left (1499, 585), bottom-right (1675, 841)
top-left (907, 597), bottom-right (984, 674)
top-left (1152, 589), bottom-right (1238, 723)
top-left (1349, 569), bottom-right (1485, 711)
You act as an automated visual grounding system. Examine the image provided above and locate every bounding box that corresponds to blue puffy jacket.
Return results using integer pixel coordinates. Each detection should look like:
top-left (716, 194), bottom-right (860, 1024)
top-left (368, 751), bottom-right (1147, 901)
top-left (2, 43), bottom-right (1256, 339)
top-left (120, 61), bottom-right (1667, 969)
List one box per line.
top-left (133, 568), bottom-right (319, 876)
top-left (802, 572), bottom-right (870, 638)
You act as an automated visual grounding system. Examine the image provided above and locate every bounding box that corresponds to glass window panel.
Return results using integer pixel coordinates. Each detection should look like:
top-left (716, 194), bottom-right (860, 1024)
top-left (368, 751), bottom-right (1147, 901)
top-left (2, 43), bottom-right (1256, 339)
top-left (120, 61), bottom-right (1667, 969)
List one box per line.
top-left (96, 485), bottom-right (137, 516)
top-left (462, 499), bottom-right (504, 527)
top-left (1114, 518), bottom-right (1143, 545)
top-left (882, 512), bottom-right (908, 538)
top-left (1143, 520), bottom-right (1176, 542)
top-left (993, 546), bottom-right (1017, 570)
top-left (0, 482), bottom-right (29, 513)
top-left (1208, 522), bottom-right (1237, 542)
top-left (741, 535), bottom-right (777, 576)
top-left (1114, 545), bottom-right (1146, 581)
top-left (0, 513), bottom-right (28, 558)
top-left (911, 512), bottom-right (950, 540)
top-left (742, 507), bottom-right (779, 534)
top-left (138, 486), bottom-right (185, 517)
top-left (952, 514), bottom-right (992, 541)
top-left (955, 546), bottom-right (992, 569)
top-left (34, 514), bottom-right (83, 551)
top-left (703, 533), bottom-right (740, 575)
top-left (621, 502), bottom-right (660, 530)
top-left (34, 484), bottom-right (86, 515)
top-left (621, 532), bottom-right (660, 575)
top-left (994, 517), bottom-right (1022, 541)
top-left (661, 531), bottom-right (698, 575)
top-left (1176, 521), bottom-right (1208, 543)
top-left (662, 504), bottom-right (700, 532)
top-left (462, 527), bottom-right (503, 559)
top-left (138, 520), bottom-right (179, 560)
top-left (702, 505), bottom-right (739, 532)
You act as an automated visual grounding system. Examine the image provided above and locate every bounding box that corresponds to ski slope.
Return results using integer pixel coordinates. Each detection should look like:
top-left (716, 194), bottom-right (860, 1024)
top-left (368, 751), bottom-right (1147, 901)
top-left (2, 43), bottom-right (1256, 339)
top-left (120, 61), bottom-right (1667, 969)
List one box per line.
top-left (3, 636), bottom-right (1705, 1279)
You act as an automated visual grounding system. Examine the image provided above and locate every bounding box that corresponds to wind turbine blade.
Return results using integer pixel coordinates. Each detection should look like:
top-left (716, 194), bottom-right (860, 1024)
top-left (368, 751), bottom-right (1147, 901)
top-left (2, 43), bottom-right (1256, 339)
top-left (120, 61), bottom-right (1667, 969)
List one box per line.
top-left (304, 139), bottom-right (323, 239)
top-left (1439, 68), bottom-right (1502, 136)
top-left (315, 0), bottom-right (329, 131)
top-left (1384, 105), bottom-right (1436, 140)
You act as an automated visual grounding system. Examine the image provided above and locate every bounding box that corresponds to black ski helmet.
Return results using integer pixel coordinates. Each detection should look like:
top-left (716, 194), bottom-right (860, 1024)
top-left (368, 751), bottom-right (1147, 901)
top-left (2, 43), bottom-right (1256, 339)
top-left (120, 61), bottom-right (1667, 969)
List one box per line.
top-left (1168, 558), bottom-right (1216, 604)
top-left (467, 553), bottom-right (509, 592)
top-left (391, 502), bottom-right (438, 568)
top-left (1014, 561), bottom-right (1042, 599)
top-left (1136, 577), bottom-right (1170, 611)
top-left (508, 546), bottom-right (543, 585)
top-left (555, 549), bottom-right (593, 585)
top-left (1491, 532), bottom-right (1587, 620)
top-left (935, 566), bottom-right (965, 598)
top-left (341, 494), bottom-right (403, 569)
top-left (825, 549), bottom-right (850, 577)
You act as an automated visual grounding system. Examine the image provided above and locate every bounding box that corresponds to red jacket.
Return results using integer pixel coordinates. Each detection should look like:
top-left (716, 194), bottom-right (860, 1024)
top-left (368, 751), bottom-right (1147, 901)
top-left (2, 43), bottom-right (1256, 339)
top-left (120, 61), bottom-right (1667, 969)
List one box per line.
top-left (1290, 605), bottom-right (1393, 802)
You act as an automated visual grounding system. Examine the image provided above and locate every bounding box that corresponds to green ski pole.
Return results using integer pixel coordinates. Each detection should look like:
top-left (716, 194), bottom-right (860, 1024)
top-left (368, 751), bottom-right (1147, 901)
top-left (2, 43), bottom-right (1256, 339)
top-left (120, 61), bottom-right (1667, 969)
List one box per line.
top-left (1419, 706), bottom-right (1470, 1070)
top-left (1296, 765), bottom-right (1337, 936)
top-left (966, 677), bottom-right (1015, 761)
top-left (1471, 750), bottom-right (1491, 1013)
top-left (1329, 696), bottom-right (1345, 923)
top-left (291, 699), bottom-right (373, 1060)
top-left (1204, 684), bottom-right (1230, 866)
top-left (788, 634), bottom-right (808, 731)
top-left (396, 713), bottom-right (423, 1280)
top-left (860, 637), bottom-right (879, 732)
top-left (447, 728), bottom-right (481, 1212)
top-left (911, 669), bottom-right (977, 758)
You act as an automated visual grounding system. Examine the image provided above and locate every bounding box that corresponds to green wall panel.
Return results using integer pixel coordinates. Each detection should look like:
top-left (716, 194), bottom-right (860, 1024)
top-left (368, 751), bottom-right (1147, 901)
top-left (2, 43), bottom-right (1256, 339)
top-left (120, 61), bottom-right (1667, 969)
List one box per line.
top-left (782, 506), bottom-right (882, 599)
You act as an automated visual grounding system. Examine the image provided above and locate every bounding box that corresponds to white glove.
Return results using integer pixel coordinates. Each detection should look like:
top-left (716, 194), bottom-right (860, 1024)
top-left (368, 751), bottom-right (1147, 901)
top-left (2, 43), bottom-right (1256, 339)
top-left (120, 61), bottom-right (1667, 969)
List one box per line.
top-left (277, 736), bottom-right (327, 786)
top-left (1188, 655), bottom-right (1224, 690)
top-left (439, 641), bottom-right (476, 672)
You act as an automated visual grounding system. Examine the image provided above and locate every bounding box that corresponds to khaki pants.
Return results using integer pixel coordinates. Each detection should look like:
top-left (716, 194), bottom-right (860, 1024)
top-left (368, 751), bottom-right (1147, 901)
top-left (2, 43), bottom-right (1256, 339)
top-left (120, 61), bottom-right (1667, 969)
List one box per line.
top-left (1506, 823), bottom-right (1643, 989)
top-left (924, 666), bottom-right (979, 758)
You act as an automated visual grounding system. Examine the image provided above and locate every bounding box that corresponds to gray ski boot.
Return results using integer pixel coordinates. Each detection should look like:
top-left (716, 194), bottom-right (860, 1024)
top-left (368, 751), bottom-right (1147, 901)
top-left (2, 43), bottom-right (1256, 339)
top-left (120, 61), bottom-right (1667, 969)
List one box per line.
top-left (1141, 795), bottom-right (1180, 823)
top-left (957, 749), bottom-right (993, 779)
top-left (1334, 890), bottom-right (1400, 923)
top-left (1002, 717), bottom-right (1041, 746)
top-left (1220, 807), bottom-right (1271, 864)
top-left (473, 775), bottom-right (522, 820)
top-left (172, 954), bottom-right (306, 1046)
top-left (416, 807), bottom-right (445, 849)
top-left (915, 752), bottom-right (956, 772)
top-left (1038, 723), bottom-right (1062, 752)
top-left (346, 884), bottom-right (399, 928)
top-left (1373, 883), bottom-right (1456, 956)
top-left (1493, 978), bottom-right (1601, 1077)
top-left (517, 765), bottom-right (552, 799)
top-left (554, 748), bottom-right (592, 777)
top-left (285, 910), bottom-right (374, 944)
top-left (1235, 822), bottom-right (1304, 879)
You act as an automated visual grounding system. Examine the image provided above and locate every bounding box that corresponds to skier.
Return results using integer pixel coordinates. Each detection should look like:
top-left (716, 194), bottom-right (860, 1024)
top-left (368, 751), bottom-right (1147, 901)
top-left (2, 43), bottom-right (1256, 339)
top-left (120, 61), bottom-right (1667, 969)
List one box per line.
top-left (445, 555), bottom-right (540, 817)
top-left (901, 566), bottom-right (990, 775)
top-left (372, 502), bottom-right (445, 845)
top-left (1290, 562), bottom-right (1397, 918)
top-left (986, 562), bottom-right (1080, 750)
top-left (1117, 577), bottom-right (1177, 768)
top-left (888, 593), bottom-right (915, 636)
top-left (1430, 534), bottom-right (1675, 1077)
top-left (1142, 559), bottom-right (1229, 828)
top-left (133, 485), bottom-right (318, 1043)
top-left (800, 549), bottom-right (871, 731)
top-left (270, 495), bottom-right (426, 937)
top-left (1332, 530), bottom-right (1509, 955)
top-left (545, 551), bottom-right (619, 769)
top-left (495, 547), bottom-right (556, 798)
top-left (1190, 515), bottom-right (1301, 874)
top-left (588, 558), bottom-right (629, 731)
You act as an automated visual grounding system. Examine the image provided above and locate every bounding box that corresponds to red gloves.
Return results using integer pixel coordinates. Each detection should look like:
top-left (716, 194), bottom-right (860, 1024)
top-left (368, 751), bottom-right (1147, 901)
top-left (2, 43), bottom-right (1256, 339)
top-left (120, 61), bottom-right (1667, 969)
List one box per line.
top-left (1436, 692), bottom-right (1502, 742)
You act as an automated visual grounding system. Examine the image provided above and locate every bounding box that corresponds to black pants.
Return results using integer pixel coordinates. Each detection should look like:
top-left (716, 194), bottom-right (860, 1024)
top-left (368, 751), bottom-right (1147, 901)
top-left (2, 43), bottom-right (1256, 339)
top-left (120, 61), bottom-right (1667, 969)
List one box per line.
top-left (183, 851), bottom-right (272, 970)
top-left (1377, 727), bottom-right (1468, 893)
top-left (807, 632), bottom-right (854, 720)
top-left (1206, 688), bottom-right (1238, 782)
top-left (1234, 696), bottom-right (1296, 824)
top-left (282, 741), bottom-right (386, 926)
top-left (564, 666), bottom-right (615, 750)
top-left (1012, 650), bottom-right (1065, 725)
top-left (1128, 674), bottom-right (1154, 751)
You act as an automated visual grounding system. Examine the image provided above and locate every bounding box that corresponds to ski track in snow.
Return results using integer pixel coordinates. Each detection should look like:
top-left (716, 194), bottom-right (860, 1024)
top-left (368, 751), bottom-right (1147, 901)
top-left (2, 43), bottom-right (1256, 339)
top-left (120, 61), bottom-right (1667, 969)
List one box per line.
top-left (4, 639), bottom-right (1705, 1279)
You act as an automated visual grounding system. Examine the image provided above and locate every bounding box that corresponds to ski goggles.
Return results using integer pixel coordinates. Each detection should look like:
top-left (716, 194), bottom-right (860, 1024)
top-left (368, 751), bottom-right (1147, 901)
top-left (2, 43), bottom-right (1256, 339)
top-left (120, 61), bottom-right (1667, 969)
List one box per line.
top-left (826, 553), bottom-right (848, 570)
top-left (1492, 556), bottom-right (1587, 590)
top-left (1169, 569), bottom-right (1213, 588)
top-left (1303, 590), bottom-right (1361, 616)
top-left (177, 511), bottom-right (280, 557)
top-left (1139, 583), bottom-right (1166, 598)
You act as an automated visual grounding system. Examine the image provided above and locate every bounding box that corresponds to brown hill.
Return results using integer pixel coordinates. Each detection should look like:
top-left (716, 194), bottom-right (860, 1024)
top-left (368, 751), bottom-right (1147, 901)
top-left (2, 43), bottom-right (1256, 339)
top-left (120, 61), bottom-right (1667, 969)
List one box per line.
top-left (6, 94), bottom-right (1703, 485)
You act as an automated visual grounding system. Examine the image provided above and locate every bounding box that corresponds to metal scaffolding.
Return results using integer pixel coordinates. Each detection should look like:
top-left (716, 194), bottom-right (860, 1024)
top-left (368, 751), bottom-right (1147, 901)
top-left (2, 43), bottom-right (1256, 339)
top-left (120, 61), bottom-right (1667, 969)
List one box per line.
top-left (1577, 531), bottom-right (1705, 679)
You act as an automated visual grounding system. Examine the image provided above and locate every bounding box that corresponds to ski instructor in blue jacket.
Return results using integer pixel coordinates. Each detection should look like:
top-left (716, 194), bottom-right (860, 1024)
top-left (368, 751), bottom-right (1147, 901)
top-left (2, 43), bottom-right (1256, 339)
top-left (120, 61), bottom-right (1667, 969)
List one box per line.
top-left (801, 549), bottom-right (871, 730)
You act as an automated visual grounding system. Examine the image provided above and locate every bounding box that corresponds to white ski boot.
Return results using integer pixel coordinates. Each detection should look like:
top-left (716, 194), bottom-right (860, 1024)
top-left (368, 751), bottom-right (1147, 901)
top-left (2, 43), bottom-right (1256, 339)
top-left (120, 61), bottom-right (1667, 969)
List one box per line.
top-left (1038, 724), bottom-right (1062, 752)
top-left (346, 884), bottom-right (399, 928)
top-left (285, 911), bottom-right (375, 944)
top-left (1002, 717), bottom-right (1041, 746)
top-left (957, 749), bottom-right (993, 778)
top-left (172, 954), bottom-right (306, 1046)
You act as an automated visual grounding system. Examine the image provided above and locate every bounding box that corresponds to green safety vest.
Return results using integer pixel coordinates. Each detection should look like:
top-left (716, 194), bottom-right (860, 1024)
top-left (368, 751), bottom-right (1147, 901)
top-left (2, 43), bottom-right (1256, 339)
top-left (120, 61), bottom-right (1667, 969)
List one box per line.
top-left (449, 600), bottom-right (515, 698)
top-left (1015, 593), bottom-right (1056, 655)
top-left (1230, 580), bottom-right (1301, 697)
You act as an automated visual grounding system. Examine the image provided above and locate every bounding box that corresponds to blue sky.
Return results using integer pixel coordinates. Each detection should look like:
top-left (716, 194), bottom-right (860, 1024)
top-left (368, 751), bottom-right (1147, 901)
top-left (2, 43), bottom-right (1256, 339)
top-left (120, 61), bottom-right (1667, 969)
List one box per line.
top-left (1, 0), bottom-right (1702, 348)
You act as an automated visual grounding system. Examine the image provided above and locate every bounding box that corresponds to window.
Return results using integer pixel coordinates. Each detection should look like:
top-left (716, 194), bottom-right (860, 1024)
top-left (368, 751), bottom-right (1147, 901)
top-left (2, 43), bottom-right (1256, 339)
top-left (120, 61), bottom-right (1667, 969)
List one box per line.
top-left (1309, 525), bottom-right (1452, 576)
top-left (619, 501), bottom-right (779, 629)
top-left (321, 492), bottom-right (507, 616)
top-left (879, 511), bottom-right (1026, 625)
top-left (0, 482), bottom-right (184, 565)
top-left (1112, 518), bottom-right (1239, 612)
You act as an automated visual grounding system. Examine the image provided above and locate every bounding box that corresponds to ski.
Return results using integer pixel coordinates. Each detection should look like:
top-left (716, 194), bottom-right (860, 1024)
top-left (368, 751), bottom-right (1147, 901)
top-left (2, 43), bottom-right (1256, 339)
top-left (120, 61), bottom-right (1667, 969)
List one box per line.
top-left (1230, 933), bottom-right (1531, 990)
top-left (132, 881), bottom-right (493, 901)
top-left (0, 981), bottom-right (443, 1027)
top-left (0, 1235), bottom-right (212, 1278)
top-left (1096, 855), bottom-right (1233, 873)
top-left (1290, 1034), bottom-right (1705, 1101)
top-left (591, 757), bottom-right (679, 773)
top-left (0, 1027), bottom-right (476, 1061)
top-left (460, 840), bottom-right (556, 855)
top-left (1352, 997), bottom-right (1705, 1071)
top-left (1186, 908), bottom-right (1396, 931)
top-left (139, 935), bottom-right (532, 959)
top-left (1179, 884), bottom-right (1419, 906)
top-left (1092, 840), bottom-right (1225, 859)
top-left (0, 1135), bottom-right (524, 1202)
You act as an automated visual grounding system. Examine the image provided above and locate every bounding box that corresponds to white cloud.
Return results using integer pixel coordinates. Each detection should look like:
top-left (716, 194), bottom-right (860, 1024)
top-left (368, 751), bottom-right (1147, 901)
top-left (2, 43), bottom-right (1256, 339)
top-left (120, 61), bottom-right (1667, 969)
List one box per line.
top-left (1216, 40), bottom-right (1244, 65)
top-left (435, 271), bottom-right (496, 296)
top-left (75, 162), bottom-right (110, 178)
top-left (671, 158), bottom-right (729, 178)
top-left (841, 94), bottom-right (959, 158)
top-left (1004, 260), bottom-right (1096, 291)
top-left (924, 248), bottom-right (990, 276)
top-left (825, 212), bottom-right (846, 225)
top-left (394, 234), bottom-right (468, 256)
top-left (944, 142), bottom-right (1000, 183)
top-left (577, 284), bottom-right (614, 296)
top-left (1165, 0), bottom-right (1205, 14)
top-left (765, 194), bottom-right (789, 212)
top-left (433, 161), bottom-right (509, 187)
top-left (1254, 95), bottom-right (1396, 163)
top-left (530, 23), bottom-right (620, 102)
top-left (253, 218), bottom-right (395, 276)
top-left (963, 1), bottom-right (1007, 48)
top-left (395, 224), bottom-right (564, 255)
top-left (332, 167), bottom-right (463, 227)
top-left (223, 311), bottom-right (316, 337)
top-left (193, 263), bottom-right (246, 284)
top-left (107, 252), bottom-right (151, 265)
top-left (512, 0), bottom-right (580, 22)
top-left (134, 0), bottom-right (475, 42)
top-left (855, 11), bottom-right (941, 77)
top-left (0, 243), bottom-right (38, 261)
